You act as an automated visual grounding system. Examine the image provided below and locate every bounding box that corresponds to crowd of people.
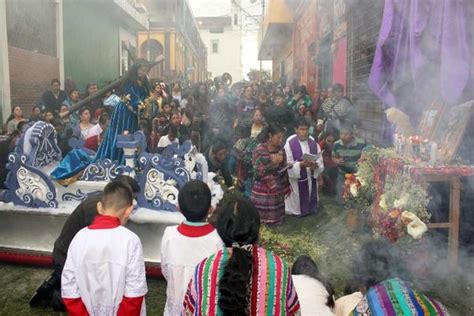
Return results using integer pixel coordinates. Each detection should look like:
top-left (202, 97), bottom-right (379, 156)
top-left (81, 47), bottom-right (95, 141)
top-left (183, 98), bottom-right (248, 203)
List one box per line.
top-left (3, 62), bottom-right (450, 314)
top-left (1, 62), bottom-right (363, 224)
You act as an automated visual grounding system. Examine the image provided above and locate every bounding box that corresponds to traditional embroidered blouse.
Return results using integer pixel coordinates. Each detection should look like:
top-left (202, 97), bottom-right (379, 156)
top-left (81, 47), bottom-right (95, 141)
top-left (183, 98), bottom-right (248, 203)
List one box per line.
top-left (182, 246), bottom-right (300, 315)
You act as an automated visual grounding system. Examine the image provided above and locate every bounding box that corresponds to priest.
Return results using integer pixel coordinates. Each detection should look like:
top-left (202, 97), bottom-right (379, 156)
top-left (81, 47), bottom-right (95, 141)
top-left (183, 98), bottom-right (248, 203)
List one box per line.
top-left (284, 117), bottom-right (324, 217)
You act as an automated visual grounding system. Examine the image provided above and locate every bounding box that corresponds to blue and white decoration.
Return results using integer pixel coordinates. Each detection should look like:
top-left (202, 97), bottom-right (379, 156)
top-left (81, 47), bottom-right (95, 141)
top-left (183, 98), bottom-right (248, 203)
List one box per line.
top-left (3, 153), bottom-right (58, 208)
top-left (163, 141), bottom-right (205, 181)
top-left (61, 189), bottom-right (89, 202)
top-left (136, 153), bottom-right (191, 211)
top-left (2, 123), bottom-right (216, 212)
top-left (19, 121), bottom-right (62, 168)
top-left (80, 159), bottom-right (132, 181)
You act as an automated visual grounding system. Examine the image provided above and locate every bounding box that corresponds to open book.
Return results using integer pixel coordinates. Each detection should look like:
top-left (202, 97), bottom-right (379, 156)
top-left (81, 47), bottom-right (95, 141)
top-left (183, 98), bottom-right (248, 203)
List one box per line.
top-left (302, 152), bottom-right (322, 162)
top-left (278, 151), bottom-right (324, 174)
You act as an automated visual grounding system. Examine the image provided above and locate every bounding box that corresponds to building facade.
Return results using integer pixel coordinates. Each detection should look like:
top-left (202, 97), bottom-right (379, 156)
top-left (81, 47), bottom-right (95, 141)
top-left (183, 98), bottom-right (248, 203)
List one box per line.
top-left (1, 0), bottom-right (63, 121)
top-left (259, 0), bottom-right (388, 144)
top-left (258, 0), bottom-right (294, 83)
top-left (259, 0), bottom-right (349, 94)
top-left (63, 0), bottom-right (149, 92)
top-left (0, 0), bottom-right (149, 121)
top-left (347, 0), bottom-right (385, 144)
top-left (195, 1), bottom-right (243, 82)
top-left (137, 0), bottom-right (207, 83)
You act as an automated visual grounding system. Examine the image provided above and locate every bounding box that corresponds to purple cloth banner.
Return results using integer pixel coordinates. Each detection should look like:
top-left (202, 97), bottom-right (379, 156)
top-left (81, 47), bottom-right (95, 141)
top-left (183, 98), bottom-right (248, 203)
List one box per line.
top-left (368, 0), bottom-right (471, 123)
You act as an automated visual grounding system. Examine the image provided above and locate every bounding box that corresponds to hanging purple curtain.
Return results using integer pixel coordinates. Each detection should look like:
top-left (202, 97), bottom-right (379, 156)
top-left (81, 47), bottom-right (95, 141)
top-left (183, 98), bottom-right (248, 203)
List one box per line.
top-left (368, 0), bottom-right (471, 124)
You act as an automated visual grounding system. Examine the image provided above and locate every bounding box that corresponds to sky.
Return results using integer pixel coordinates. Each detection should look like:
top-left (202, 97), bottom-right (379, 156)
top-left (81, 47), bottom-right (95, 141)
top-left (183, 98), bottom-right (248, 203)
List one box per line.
top-left (188, 0), bottom-right (272, 80)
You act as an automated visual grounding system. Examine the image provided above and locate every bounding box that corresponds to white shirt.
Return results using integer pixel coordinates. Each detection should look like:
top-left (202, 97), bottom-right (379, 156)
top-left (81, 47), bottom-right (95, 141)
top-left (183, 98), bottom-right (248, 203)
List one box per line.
top-left (80, 124), bottom-right (97, 140)
top-left (157, 135), bottom-right (179, 149)
top-left (88, 124), bottom-right (103, 138)
top-left (293, 275), bottom-right (335, 316)
top-left (160, 223), bottom-right (223, 316)
top-left (62, 223), bottom-right (148, 316)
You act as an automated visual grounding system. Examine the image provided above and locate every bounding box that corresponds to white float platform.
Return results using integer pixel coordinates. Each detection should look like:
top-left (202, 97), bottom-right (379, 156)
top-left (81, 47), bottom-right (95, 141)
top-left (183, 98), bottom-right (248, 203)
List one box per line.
top-left (0, 202), bottom-right (185, 264)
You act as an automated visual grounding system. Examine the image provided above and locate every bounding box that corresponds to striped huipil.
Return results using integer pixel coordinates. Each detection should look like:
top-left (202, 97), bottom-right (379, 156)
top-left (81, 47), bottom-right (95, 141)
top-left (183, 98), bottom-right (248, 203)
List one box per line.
top-left (182, 246), bottom-right (300, 315)
top-left (350, 278), bottom-right (449, 316)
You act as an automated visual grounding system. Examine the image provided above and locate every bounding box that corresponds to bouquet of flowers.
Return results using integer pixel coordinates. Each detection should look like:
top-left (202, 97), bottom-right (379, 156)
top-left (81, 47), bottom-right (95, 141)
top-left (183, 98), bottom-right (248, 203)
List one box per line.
top-left (343, 147), bottom-right (397, 211)
top-left (374, 174), bottom-right (430, 242)
top-left (342, 173), bottom-right (368, 210)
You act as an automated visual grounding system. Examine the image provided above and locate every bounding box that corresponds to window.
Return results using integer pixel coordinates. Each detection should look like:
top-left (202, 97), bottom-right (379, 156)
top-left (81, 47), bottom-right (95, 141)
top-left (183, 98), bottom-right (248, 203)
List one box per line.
top-left (6, 0), bottom-right (57, 56)
top-left (209, 27), bottom-right (224, 33)
top-left (234, 14), bottom-right (238, 25)
top-left (318, 38), bottom-right (332, 90)
top-left (211, 40), bottom-right (219, 54)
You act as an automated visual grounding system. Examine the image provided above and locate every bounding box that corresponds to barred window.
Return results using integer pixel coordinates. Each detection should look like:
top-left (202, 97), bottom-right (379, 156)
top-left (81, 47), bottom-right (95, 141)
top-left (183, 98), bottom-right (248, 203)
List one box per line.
top-left (6, 0), bottom-right (57, 57)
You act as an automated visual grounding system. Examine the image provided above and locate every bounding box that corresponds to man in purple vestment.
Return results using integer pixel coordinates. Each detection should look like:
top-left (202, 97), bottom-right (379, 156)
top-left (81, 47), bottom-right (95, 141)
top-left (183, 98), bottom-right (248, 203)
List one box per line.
top-left (284, 118), bottom-right (324, 217)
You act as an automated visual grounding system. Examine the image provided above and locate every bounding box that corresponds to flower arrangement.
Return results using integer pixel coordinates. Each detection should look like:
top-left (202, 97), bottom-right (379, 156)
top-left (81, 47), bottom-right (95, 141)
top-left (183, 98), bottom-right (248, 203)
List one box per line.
top-left (374, 174), bottom-right (430, 242)
top-left (342, 147), bottom-right (430, 242)
top-left (343, 173), bottom-right (371, 211)
top-left (343, 147), bottom-right (397, 211)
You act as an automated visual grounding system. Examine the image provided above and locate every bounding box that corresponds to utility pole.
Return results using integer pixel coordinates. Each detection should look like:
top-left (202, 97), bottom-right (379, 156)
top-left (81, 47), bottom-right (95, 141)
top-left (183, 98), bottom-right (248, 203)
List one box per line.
top-left (231, 0), bottom-right (261, 24)
top-left (259, 0), bottom-right (265, 83)
top-left (147, 13), bottom-right (151, 61)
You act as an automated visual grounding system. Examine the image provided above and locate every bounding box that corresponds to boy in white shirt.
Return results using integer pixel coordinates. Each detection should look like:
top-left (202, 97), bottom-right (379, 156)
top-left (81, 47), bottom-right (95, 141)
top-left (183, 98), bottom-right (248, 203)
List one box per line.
top-left (160, 180), bottom-right (223, 315)
top-left (157, 124), bottom-right (179, 153)
top-left (62, 181), bottom-right (147, 316)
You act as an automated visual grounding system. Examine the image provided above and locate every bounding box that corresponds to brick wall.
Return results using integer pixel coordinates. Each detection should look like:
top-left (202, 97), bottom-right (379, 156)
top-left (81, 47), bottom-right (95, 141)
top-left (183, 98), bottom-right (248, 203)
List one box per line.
top-left (347, 0), bottom-right (385, 145)
top-left (8, 46), bottom-right (59, 117)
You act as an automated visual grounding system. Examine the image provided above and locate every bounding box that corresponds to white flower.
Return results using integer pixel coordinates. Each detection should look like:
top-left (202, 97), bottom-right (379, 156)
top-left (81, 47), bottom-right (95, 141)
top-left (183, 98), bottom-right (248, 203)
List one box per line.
top-left (350, 183), bottom-right (359, 197)
top-left (379, 195), bottom-right (388, 211)
top-left (394, 194), bottom-right (410, 209)
top-left (407, 217), bottom-right (428, 239)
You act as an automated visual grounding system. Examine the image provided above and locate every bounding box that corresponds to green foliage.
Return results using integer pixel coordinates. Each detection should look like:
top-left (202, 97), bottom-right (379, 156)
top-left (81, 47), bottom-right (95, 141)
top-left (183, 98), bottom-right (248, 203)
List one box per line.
top-left (356, 147), bottom-right (398, 205)
top-left (382, 175), bottom-right (431, 222)
top-left (247, 68), bottom-right (271, 82)
top-left (259, 225), bottom-right (328, 264)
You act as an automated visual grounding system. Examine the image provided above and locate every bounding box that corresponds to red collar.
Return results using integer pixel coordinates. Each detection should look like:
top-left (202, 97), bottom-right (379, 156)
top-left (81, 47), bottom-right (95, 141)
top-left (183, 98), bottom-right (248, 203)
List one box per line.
top-left (177, 222), bottom-right (215, 237)
top-left (88, 215), bottom-right (121, 230)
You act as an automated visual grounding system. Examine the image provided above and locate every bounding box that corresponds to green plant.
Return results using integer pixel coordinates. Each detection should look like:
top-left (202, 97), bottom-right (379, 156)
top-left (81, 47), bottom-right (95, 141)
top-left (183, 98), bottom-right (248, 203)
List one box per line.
top-left (381, 175), bottom-right (430, 222)
top-left (259, 225), bottom-right (328, 263)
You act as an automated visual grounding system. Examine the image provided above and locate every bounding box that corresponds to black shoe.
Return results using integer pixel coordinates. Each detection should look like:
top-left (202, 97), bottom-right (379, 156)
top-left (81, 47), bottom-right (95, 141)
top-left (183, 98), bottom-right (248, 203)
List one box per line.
top-left (29, 272), bottom-right (60, 307)
top-left (29, 284), bottom-right (54, 307)
top-left (51, 289), bottom-right (66, 312)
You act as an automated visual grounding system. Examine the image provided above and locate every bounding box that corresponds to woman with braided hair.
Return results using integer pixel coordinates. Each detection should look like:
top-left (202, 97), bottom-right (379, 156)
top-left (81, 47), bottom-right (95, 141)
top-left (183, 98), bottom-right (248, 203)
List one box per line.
top-left (182, 198), bottom-right (300, 315)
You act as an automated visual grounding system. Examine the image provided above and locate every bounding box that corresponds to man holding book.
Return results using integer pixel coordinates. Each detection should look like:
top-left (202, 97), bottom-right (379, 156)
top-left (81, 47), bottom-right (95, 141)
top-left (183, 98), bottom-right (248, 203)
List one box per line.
top-left (284, 117), bottom-right (324, 217)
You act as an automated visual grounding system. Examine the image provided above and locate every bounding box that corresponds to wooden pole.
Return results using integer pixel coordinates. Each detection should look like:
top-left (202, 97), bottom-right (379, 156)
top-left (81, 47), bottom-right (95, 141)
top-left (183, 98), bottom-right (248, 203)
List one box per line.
top-left (65, 55), bottom-right (164, 116)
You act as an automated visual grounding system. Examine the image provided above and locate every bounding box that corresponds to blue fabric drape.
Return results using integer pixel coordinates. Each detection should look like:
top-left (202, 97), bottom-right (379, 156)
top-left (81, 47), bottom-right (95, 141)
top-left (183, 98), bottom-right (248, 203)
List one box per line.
top-left (50, 148), bottom-right (94, 180)
top-left (94, 82), bottom-right (147, 163)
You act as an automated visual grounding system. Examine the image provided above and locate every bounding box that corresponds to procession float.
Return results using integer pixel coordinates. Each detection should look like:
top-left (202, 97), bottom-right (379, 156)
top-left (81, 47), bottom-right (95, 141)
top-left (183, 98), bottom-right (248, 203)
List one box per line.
top-left (0, 58), bottom-right (223, 273)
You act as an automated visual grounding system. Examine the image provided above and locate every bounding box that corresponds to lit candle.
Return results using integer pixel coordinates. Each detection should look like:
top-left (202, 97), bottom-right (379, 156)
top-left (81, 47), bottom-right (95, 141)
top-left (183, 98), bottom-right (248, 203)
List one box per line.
top-left (421, 139), bottom-right (429, 158)
top-left (430, 142), bottom-right (438, 166)
top-left (394, 133), bottom-right (399, 153)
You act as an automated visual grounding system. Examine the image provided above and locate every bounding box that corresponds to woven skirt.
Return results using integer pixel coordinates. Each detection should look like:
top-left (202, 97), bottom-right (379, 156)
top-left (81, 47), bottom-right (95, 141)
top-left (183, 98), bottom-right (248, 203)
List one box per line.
top-left (250, 189), bottom-right (285, 225)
